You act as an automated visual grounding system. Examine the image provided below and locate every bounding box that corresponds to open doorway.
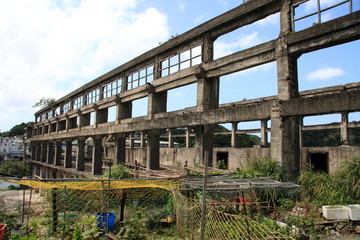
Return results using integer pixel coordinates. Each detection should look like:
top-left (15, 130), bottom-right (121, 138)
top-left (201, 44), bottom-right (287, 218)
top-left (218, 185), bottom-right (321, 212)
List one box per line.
top-left (308, 153), bottom-right (328, 173)
top-left (216, 152), bottom-right (229, 170)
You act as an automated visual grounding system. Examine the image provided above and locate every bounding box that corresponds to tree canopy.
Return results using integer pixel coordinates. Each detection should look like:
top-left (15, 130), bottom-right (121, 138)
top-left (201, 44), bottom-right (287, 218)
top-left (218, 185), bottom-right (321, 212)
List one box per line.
top-left (1, 122), bottom-right (32, 137)
top-left (32, 97), bottom-right (56, 108)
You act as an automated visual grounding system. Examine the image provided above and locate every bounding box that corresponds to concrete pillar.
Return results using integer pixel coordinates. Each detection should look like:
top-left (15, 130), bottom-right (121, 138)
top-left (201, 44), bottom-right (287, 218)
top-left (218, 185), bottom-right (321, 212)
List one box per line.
top-left (271, 104), bottom-right (300, 181)
top-left (231, 122), bottom-right (238, 148)
top-left (56, 119), bottom-right (59, 133)
top-left (271, 1), bottom-right (300, 181)
top-left (64, 140), bottom-right (72, 168)
top-left (186, 127), bottom-right (191, 148)
top-left (65, 115), bottom-right (70, 132)
top-left (147, 85), bottom-right (167, 119)
top-left (55, 141), bottom-right (62, 166)
top-left (49, 168), bottom-right (57, 179)
top-left (168, 129), bottom-right (174, 148)
top-left (36, 142), bottom-right (41, 160)
top-left (146, 130), bottom-right (160, 170)
top-left (140, 132), bottom-right (146, 148)
top-left (129, 133), bottom-right (134, 148)
top-left (47, 142), bottom-right (54, 164)
top-left (41, 142), bottom-right (47, 162)
top-left (78, 110), bottom-right (83, 130)
top-left (114, 134), bottom-right (126, 165)
top-left (93, 105), bottom-right (99, 127)
top-left (96, 108), bottom-right (108, 125)
top-left (299, 117), bottom-right (304, 148)
top-left (194, 125), bottom-right (214, 167)
top-left (340, 112), bottom-right (349, 145)
top-left (76, 138), bottom-right (86, 171)
top-left (261, 120), bottom-right (268, 147)
top-left (196, 34), bottom-right (219, 112)
top-left (31, 143), bottom-right (36, 160)
top-left (116, 100), bottom-right (132, 124)
top-left (40, 166), bottom-right (46, 179)
top-left (92, 136), bottom-right (103, 175)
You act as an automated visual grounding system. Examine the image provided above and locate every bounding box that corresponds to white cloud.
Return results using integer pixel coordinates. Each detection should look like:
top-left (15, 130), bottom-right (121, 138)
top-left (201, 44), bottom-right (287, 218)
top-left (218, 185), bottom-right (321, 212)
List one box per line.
top-left (221, 62), bottom-right (276, 81)
top-left (256, 13), bottom-right (279, 26)
top-left (214, 32), bottom-right (262, 59)
top-left (194, 14), bottom-right (206, 24)
top-left (0, 0), bottom-right (169, 131)
top-left (217, 0), bottom-right (228, 8)
top-left (321, 12), bottom-right (332, 22)
top-left (303, 0), bottom-right (342, 13)
top-left (306, 67), bottom-right (344, 81)
top-left (172, 91), bottom-right (183, 97)
top-left (179, 2), bottom-right (186, 11)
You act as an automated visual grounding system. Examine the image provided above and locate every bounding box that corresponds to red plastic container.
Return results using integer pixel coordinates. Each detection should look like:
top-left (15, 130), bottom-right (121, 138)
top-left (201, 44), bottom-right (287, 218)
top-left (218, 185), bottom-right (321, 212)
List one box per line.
top-left (0, 224), bottom-right (6, 240)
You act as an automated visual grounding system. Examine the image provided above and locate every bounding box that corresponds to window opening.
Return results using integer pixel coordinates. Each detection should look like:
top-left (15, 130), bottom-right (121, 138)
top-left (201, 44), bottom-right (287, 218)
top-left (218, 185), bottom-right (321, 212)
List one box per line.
top-left (308, 153), bottom-right (328, 173)
top-left (102, 78), bottom-right (123, 99)
top-left (292, 0), bottom-right (354, 31)
top-left (63, 102), bottom-right (71, 113)
top-left (160, 45), bottom-right (202, 77)
top-left (216, 152), bottom-right (229, 170)
top-left (126, 65), bottom-right (154, 90)
top-left (84, 88), bottom-right (100, 106)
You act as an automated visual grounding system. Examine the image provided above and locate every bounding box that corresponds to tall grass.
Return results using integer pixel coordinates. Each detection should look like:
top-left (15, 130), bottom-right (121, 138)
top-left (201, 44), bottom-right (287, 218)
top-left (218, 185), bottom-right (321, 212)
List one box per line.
top-left (102, 164), bottom-right (133, 179)
top-left (234, 157), bottom-right (283, 181)
top-left (297, 156), bottom-right (360, 205)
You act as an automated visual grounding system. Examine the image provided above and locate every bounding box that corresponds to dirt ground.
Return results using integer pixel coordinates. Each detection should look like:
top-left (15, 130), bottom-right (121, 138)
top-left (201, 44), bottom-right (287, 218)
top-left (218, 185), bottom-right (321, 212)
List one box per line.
top-left (0, 190), bottom-right (43, 213)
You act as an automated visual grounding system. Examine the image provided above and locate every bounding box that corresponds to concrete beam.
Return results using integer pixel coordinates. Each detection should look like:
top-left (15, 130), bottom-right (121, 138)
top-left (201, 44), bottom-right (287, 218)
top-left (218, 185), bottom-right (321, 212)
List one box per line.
top-left (205, 40), bottom-right (276, 78)
top-left (288, 11), bottom-right (360, 55)
top-left (282, 89), bottom-right (360, 117)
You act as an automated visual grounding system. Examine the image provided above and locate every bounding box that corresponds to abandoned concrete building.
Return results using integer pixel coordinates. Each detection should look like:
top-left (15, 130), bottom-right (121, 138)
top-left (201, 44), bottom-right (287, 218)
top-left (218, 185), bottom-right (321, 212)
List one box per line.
top-left (25, 0), bottom-right (360, 181)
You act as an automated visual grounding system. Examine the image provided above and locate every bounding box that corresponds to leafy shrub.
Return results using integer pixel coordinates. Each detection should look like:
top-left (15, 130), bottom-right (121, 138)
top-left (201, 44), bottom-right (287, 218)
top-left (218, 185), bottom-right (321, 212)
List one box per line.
top-left (339, 156), bottom-right (360, 199)
top-left (102, 164), bottom-right (133, 179)
top-left (297, 166), bottom-right (356, 205)
top-left (235, 157), bottom-right (283, 180)
top-left (0, 161), bottom-right (30, 177)
top-left (116, 211), bottom-right (146, 240)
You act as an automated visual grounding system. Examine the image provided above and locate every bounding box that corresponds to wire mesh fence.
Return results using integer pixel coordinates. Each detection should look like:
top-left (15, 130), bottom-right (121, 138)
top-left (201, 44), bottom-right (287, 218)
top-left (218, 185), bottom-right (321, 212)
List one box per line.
top-left (2, 178), bottom-right (296, 239)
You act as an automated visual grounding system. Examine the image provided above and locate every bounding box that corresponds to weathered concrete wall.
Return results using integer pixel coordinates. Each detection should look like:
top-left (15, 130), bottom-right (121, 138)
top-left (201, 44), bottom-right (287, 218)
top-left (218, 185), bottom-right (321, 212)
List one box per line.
top-left (125, 148), bottom-right (146, 166)
top-left (161, 147), bottom-right (271, 171)
top-left (160, 148), bottom-right (196, 168)
top-left (223, 147), bottom-right (271, 170)
top-left (301, 146), bottom-right (360, 175)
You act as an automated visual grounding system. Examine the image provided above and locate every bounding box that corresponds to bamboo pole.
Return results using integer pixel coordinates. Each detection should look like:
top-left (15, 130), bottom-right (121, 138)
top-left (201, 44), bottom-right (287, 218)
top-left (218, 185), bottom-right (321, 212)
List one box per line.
top-left (199, 151), bottom-right (209, 240)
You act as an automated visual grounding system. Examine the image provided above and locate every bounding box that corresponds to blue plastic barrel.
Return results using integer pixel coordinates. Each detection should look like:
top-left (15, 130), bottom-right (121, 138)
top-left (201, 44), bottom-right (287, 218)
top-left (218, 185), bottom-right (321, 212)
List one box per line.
top-left (96, 212), bottom-right (116, 232)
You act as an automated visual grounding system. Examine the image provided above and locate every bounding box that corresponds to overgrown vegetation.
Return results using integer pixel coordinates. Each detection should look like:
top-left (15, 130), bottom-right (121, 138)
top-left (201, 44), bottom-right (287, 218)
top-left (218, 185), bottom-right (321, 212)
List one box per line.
top-left (102, 164), bottom-right (133, 179)
top-left (32, 97), bottom-right (56, 108)
top-left (297, 156), bottom-right (360, 205)
top-left (234, 156), bottom-right (283, 181)
top-left (0, 161), bottom-right (30, 177)
top-left (2, 156), bottom-right (359, 239)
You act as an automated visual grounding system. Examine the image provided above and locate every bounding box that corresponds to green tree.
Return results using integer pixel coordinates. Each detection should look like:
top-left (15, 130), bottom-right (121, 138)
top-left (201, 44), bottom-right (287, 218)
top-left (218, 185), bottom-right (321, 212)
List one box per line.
top-left (2, 122), bottom-right (32, 137)
top-left (0, 161), bottom-right (30, 177)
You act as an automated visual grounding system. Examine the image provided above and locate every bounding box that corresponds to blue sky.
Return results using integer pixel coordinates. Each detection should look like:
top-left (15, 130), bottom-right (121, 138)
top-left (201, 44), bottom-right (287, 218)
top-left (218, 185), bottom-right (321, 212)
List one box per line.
top-left (0, 0), bottom-right (359, 132)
